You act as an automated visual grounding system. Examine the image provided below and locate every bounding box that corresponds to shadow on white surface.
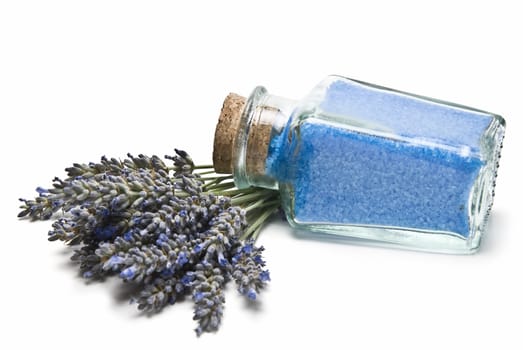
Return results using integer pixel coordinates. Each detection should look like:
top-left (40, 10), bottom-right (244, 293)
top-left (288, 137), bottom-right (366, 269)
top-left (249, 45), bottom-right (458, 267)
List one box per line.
top-left (477, 210), bottom-right (510, 255)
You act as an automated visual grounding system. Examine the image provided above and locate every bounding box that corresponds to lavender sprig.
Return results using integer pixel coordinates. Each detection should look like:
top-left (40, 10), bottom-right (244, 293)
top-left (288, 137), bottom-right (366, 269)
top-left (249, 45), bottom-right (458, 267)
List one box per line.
top-left (192, 263), bottom-right (227, 336)
top-left (18, 149), bottom-right (279, 335)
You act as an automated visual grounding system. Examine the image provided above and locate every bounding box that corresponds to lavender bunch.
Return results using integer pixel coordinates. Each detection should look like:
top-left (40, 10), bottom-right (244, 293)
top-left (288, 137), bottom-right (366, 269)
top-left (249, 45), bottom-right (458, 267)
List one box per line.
top-left (18, 149), bottom-right (280, 335)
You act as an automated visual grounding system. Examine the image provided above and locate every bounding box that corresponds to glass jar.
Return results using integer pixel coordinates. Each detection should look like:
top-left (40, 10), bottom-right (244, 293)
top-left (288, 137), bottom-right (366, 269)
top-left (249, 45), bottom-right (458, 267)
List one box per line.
top-left (213, 75), bottom-right (505, 254)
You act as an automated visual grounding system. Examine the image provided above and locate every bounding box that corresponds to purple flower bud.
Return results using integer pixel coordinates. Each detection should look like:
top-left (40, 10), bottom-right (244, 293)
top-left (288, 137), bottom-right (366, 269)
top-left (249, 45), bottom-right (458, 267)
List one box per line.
top-left (231, 254), bottom-right (241, 265)
top-left (242, 244), bottom-right (253, 254)
top-left (217, 252), bottom-right (228, 266)
top-left (160, 267), bottom-right (174, 278)
top-left (194, 291), bottom-right (204, 302)
top-left (254, 255), bottom-right (264, 265)
top-left (247, 289), bottom-right (257, 300)
top-left (156, 233), bottom-right (168, 246)
top-left (181, 273), bottom-right (194, 286)
top-left (123, 230), bottom-right (133, 241)
top-left (105, 255), bottom-right (124, 269)
top-left (176, 252), bottom-right (188, 267)
top-left (260, 270), bottom-right (271, 282)
top-left (193, 243), bottom-right (204, 254)
top-left (120, 266), bottom-right (137, 280)
top-left (36, 186), bottom-right (49, 195)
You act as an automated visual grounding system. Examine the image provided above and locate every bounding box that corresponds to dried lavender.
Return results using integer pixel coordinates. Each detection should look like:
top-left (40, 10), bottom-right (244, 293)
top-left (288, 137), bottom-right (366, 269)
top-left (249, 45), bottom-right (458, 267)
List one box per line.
top-left (18, 149), bottom-right (279, 335)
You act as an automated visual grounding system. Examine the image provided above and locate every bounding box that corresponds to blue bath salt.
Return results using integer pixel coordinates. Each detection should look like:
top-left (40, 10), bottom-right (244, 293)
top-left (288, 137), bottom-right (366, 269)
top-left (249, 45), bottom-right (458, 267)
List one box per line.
top-left (266, 79), bottom-right (494, 237)
top-left (320, 80), bottom-right (492, 152)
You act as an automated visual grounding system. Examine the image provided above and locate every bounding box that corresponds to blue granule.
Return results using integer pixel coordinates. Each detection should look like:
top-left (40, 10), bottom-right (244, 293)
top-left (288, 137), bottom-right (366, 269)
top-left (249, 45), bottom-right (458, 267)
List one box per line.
top-left (320, 79), bottom-right (492, 151)
top-left (267, 79), bottom-right (494, 237)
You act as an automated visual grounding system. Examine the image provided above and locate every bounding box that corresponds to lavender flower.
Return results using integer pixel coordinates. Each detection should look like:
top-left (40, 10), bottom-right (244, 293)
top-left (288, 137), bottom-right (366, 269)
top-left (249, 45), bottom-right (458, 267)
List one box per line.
top-left (231, 240), bottom-right (270, 300)
top-left (18, 149), bottom-right (280, 335)
top-left (192, 263), bottom-right (226, 336)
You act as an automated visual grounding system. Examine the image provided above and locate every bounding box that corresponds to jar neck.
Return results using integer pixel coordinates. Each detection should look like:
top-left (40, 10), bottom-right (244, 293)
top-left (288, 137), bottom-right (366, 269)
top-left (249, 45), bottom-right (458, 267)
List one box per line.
top-left (212, 86), bottom-right (297, 189)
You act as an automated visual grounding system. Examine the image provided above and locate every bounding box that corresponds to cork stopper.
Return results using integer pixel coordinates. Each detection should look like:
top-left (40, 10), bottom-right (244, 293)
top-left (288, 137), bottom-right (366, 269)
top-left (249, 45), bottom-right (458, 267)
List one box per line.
top-left (245, 108), bottom-right (274, 178)
top-left (213, 93), bottom-right (246, 173)
top-left (213, 89), bottom-right (279, 188)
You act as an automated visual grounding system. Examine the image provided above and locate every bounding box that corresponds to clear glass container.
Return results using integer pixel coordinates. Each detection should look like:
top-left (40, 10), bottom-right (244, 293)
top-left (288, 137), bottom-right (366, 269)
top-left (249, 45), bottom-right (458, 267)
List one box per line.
top-left (213, 75), bottom-right (505, 254)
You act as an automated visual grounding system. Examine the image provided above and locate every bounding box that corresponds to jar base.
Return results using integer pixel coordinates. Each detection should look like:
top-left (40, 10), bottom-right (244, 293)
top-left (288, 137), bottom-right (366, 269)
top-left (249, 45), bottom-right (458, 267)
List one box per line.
top-left (468, 115), bottom-right (505, 248)
top-left (288, 221), bottom-right (482, 254)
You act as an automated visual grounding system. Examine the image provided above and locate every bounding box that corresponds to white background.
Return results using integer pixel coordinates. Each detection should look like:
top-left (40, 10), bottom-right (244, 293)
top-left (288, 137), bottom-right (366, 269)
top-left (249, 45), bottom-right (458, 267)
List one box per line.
top-left (1, 1), bottom-right (521, 349)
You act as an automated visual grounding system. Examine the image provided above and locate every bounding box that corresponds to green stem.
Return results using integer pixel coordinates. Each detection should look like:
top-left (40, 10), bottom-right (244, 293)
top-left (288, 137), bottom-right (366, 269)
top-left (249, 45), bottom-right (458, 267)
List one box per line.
top-left (205, 181), bottom-right (236, 192)
top-left (245, 198), bottom-right (280, 213)
top-left (243, 197), bottom-right (268, 212)
top-left (231, 191), bottom-right (269, 206)
top-left (202, 176), bottom-right (234, 190)
top-left (236, 188), bottom-right (278, 203)
top-left (242, 204), bottom-right (279, 240)
top-left (195, 170), bottom-right (216, 175)
top-left (205, 187), bottom-right (256, 197)
top-left (192, 165), bottom-right (214, 169)
top-left (199, 175), bottom-right (233, 181)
